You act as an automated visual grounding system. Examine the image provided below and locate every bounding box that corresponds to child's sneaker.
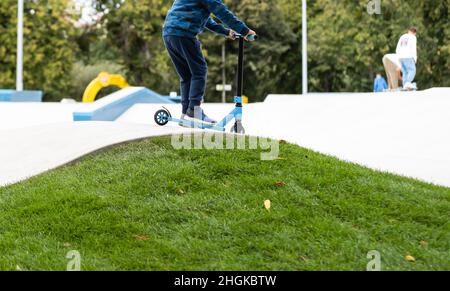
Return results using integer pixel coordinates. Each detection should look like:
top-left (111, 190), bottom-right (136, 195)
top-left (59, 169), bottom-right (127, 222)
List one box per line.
top-left (403, 82), bottom-right (417, 91)
top-left (186, 107), bottom-right (217, 126)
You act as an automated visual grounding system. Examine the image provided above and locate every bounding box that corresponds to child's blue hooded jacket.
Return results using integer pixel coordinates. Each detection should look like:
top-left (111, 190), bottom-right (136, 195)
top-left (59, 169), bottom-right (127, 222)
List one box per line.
top-left (163, 0), bottom-right (249, 38)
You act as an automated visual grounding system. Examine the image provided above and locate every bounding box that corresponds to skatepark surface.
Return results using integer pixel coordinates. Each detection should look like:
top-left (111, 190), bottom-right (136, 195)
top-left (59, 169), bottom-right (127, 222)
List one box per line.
top-left (1, 88), bottom-right (449, 187)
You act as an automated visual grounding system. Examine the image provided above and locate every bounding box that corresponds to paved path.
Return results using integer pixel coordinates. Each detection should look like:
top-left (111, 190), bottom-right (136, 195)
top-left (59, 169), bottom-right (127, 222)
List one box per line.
top-left (1, 88), bottom-right (449, 187)
top-left (0, 122), bottom-right (189, 186)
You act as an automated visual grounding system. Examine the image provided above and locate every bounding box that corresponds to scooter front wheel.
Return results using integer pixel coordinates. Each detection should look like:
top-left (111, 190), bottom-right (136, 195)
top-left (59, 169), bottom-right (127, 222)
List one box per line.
top-left (230, 121), bottom-right (245, 134)
top-left (154, 109), bottom-right (171, 126)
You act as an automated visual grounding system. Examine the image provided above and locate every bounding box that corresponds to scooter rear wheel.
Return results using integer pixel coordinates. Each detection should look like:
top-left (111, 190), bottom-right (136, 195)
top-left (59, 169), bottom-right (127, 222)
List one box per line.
top-left (154, 109), bottom-right (171, 126)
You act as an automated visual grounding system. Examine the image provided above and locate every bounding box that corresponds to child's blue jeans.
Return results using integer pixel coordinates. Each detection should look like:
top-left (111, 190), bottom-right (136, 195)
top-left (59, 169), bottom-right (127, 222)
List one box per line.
top-left (163, 36), bottom-right (207, 114)
top-left (400, 58), bottom-right (416, 87)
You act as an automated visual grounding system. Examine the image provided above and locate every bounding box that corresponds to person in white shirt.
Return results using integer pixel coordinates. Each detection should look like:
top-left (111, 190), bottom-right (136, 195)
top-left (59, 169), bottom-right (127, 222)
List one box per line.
top-left (382, 53), bottom-right (402, 90)
top-left (396, 27), bottom-right (418, 90)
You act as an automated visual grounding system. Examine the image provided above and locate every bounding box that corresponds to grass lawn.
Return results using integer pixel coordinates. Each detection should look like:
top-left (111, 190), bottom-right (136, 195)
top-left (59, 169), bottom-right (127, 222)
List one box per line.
top-left (0, 134), bottom-right (448, 271)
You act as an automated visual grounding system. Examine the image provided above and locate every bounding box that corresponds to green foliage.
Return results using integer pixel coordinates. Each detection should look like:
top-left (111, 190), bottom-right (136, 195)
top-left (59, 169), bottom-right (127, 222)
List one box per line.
top-left (0, 0), bottom-right (77, 101)
top-left (95, 0), bottom-right (301, 102)
top-left (201, 0), bottom-right (300, 102)
top-left (308, 0), bottom-right (450, 92)
top-left (1, 0), bottom-right (449, 100)
top-left (100, 0), bottom-right (177, 95)
top-left (74, 26), bottom-right (120, 64)
top-left (97, 0), bottom-right (449, 97)
top-left (68, 61), bottom-right (126, 101)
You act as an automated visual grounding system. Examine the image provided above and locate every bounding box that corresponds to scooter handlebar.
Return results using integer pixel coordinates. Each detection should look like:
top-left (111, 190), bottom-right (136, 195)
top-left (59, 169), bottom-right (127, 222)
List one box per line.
top-left (234, 33), bottom-right (258, 42)
top-left (246, 34), bottom-right (258, 42)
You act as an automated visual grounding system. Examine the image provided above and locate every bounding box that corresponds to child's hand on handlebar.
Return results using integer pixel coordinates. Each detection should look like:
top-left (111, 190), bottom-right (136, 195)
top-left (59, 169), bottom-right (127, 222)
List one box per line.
top-left (245, 29), bottom-right (257, 41)
top-left (228, 29), bottom-right (238, 40)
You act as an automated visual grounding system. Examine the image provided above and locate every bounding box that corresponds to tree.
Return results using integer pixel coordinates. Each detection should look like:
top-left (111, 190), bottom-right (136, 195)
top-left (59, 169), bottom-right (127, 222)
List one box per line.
top-left (307, 0), bottom-right (450, 92)
top-left (0, 0), bottom-right (78, 101)
top-left (6, 0), bottom-right (445, 101)
top-left (100, 0), bottom-right (300, 102)
top-left (200, 0), bottom-right (300, 102)
top-left (88, 0), bottom-right (450, 98)
top-left (100, 0), bottom-right (177, 95)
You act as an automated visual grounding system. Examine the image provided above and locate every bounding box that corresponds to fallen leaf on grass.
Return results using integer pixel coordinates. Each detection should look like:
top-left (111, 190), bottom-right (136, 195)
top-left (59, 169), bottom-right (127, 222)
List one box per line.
top-left (299, 256), bottom-right (310, 262)
top-left (63, 242), bottom-right (71, 248)
top-left (405, 255), bottom-right (416, 262)
top-left (16, 265), bottom-right (22, 271)
top-left (134, 235), bottom-right (150, 241)
top-left (419, 240), bottom-right (428, 247)
top-left (264, 200), bottom-right (271, 210)
top-left (275, 181), bottom-right (286, 187)
top-left (177, 188), bottom-right (185, 194)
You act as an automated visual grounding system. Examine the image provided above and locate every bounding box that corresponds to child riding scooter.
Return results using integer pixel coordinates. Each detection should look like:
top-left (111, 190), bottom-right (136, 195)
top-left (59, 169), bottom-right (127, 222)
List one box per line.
top-left (162, 0), bottom-right (257, 126)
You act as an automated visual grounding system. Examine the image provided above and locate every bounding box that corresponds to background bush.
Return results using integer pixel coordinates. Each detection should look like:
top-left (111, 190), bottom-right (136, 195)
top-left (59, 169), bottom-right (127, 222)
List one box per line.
top-left (68, 61), bottom-right (126, 101)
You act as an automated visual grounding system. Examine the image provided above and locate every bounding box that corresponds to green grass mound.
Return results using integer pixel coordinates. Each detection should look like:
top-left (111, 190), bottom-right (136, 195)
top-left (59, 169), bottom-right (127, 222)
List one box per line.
top-left (0, 135), bottom-right (448, 270)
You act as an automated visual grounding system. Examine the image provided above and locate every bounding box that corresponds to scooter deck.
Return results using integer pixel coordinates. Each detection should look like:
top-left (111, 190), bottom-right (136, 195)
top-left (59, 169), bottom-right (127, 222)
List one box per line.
top-left (169, 117), bottom-right (226, 131)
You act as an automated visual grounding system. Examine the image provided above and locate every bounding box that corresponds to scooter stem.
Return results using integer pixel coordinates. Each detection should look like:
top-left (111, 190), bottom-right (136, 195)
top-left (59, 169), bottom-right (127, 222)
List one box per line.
top-left (236, 37), bottom-right (245, 107)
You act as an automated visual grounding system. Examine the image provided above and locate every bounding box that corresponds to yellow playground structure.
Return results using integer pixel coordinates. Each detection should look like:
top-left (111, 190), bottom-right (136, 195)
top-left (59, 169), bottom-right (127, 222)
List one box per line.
top-left (82, 72), bottom-right (129, 103)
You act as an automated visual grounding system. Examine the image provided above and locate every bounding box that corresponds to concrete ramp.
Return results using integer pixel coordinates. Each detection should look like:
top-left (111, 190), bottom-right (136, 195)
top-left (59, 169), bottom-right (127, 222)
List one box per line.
top-left (73, 87), bottom-right (176, 121)
top-left (0, 102), bottom-right (80, 130)
top-left (261, 89), bottom-right (450, 187)
top-left (118, 89), bottom-right (450, 187)
top-left (0, 122), bottom-right (189, 186)
top-left (1, 88), bottom-right (449, 188)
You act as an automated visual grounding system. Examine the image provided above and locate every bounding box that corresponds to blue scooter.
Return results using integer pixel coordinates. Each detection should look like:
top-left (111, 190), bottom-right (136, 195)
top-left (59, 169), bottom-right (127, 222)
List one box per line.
top-left (154, 34), bottom-right (257, 134)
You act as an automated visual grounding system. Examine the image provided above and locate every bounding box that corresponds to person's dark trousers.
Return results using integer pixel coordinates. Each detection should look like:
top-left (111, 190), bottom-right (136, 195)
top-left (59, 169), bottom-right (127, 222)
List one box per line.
top-left (163, 36), bottom-right (208, 114)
